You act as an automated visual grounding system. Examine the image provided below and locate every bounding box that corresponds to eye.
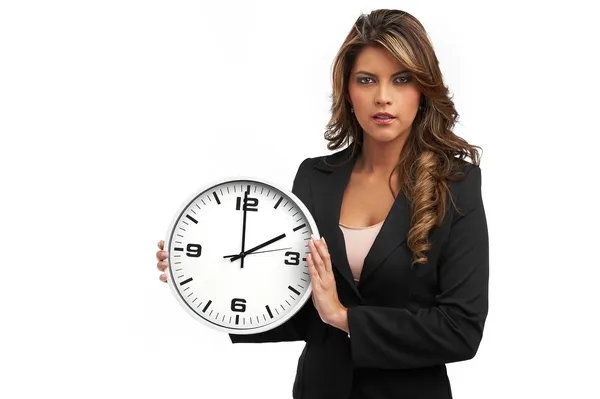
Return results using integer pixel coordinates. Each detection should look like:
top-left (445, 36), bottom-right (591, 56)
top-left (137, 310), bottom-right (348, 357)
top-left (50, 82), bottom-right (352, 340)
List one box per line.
top-left (395, 76), bottom-right (411, 84)
top-left (357, 77), bottom-right (374, 84)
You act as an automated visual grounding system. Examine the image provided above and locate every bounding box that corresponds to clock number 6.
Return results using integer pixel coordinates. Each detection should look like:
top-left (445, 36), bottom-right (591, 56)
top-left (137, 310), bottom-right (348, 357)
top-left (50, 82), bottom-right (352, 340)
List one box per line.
top-left (236, 196), bottom-right (259, 212)
top-left (284, 251), bottom-right (300, 265)
top-left (231, 298), bottom-right (247, 312)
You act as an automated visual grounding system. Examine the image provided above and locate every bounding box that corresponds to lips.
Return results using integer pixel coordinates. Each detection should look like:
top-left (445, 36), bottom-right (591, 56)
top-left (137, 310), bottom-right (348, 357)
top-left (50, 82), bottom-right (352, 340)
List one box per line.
top-left (372, 112), bottom-right (395, 118)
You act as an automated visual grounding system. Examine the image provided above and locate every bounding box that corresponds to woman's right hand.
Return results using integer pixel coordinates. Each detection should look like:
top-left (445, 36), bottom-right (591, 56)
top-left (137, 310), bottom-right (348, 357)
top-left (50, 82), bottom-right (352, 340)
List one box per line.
top-left (156, 240), bottom-right (169, 283)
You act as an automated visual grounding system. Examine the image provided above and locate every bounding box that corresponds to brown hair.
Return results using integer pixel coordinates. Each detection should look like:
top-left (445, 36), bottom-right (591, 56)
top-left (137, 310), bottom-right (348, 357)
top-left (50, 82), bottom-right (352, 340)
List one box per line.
top-left (325, 9), bottom-right (482, 267)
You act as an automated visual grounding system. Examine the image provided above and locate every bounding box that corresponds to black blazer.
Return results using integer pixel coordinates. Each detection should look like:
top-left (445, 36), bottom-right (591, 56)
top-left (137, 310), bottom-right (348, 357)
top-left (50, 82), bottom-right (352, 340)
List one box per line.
top-left (229, 146), bottom-right (489, 399)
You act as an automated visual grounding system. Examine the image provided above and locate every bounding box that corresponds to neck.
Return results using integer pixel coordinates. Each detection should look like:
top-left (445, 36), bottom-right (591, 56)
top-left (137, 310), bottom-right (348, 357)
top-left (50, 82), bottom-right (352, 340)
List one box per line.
top-left (355, 134), bottom-right (408, 178)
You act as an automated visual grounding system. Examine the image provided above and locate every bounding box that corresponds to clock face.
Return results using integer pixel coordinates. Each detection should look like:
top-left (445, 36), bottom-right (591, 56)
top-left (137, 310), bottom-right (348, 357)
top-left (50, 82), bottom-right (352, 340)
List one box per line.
top-left (165, 177), bottom-right (319, 335)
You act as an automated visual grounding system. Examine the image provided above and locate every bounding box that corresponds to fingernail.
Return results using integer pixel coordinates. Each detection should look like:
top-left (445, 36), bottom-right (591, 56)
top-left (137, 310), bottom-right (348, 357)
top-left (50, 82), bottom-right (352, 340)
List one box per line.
top-left (322, 237), bottom-right (326, 245)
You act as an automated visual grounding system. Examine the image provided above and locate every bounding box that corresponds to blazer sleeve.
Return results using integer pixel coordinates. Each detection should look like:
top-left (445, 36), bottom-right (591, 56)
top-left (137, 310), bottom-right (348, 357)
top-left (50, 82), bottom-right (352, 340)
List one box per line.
top-left (229, 157), bottom-right (316, 344)
top-left (346, 165), bottom-right (489, 369)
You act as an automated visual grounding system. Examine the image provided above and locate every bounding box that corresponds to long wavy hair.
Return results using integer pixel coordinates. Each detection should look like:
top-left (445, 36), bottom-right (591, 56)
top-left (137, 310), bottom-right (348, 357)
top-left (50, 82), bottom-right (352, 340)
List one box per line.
top-left (325, 9), bottom-right (482, 267)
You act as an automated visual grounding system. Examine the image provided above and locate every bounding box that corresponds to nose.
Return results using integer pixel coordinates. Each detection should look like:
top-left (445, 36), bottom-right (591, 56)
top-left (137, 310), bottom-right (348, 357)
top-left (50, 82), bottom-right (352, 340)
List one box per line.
top-left (374, 85), bottom-right (392, 106)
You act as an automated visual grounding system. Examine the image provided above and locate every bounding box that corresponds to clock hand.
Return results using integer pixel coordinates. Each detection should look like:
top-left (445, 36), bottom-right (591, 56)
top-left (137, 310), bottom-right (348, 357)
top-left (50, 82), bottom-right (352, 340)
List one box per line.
top-left (240, 188), bottom-right (249, 268)
top-left (229, 233), bottom-right (287, 262)
top-left (223, 247), bottom-right (293, 259)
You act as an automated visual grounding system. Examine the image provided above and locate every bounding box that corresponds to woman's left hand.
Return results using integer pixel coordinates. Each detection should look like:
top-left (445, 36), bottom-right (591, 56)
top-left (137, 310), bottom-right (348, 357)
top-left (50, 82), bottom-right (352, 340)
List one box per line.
top-left (307, 234), bottom-right (346, 326)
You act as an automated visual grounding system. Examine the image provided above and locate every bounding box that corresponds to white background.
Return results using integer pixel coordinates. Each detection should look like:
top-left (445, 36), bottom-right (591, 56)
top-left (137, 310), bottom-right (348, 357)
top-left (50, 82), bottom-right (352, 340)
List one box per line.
top-left (1, 0), bottom-right (599, 398)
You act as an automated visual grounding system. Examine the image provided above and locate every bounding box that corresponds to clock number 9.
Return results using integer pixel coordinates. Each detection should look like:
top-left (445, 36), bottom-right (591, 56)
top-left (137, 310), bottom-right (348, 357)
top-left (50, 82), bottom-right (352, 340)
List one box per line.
top-left (231, 298), bottom-right (247, 312)
top-left (236, 196), bottom-right (259, 212)
top-left (284, 251), bottom-right (300, 265)
top-left (186, 244), bottom-right (202, 257)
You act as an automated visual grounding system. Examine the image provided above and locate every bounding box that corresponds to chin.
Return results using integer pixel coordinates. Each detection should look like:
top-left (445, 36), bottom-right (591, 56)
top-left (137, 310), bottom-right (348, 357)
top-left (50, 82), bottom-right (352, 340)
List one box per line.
top-left (364, 129), bottom-right (405, 143)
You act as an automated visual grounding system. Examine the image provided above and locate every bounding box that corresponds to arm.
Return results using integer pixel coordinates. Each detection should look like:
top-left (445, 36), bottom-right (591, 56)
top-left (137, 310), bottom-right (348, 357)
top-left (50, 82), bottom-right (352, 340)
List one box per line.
top-left (229, 157), bottom-right (315, 344)
top-left (346, 166), bottom-right (489, 368)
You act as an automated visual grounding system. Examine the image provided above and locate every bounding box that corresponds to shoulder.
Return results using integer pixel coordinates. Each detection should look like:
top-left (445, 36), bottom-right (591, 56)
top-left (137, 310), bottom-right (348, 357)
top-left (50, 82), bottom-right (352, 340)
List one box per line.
top-left (446, 159), bottom-right (484, 215)
top-left (298, 146), bottom-right (356, 174)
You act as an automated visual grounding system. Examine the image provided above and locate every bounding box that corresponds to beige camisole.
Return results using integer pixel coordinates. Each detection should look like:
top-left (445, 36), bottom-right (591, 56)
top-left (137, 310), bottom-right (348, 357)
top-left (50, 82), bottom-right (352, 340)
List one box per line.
top-left (339, 220), bottom-right (384, 283)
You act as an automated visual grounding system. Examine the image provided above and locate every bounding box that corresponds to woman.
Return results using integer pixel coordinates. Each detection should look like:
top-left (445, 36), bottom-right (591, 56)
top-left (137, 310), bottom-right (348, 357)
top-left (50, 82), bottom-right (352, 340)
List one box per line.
top-left (156, 9), bottom-right (488, 399)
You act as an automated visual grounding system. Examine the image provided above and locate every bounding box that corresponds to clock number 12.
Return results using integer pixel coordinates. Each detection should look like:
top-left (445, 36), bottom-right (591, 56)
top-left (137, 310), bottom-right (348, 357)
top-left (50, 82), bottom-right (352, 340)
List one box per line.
top-left (236, 196), bottom-right (259, 212)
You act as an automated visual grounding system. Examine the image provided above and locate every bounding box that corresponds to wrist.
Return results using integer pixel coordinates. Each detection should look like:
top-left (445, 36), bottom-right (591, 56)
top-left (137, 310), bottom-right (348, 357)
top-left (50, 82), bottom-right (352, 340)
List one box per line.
top-left (328, 306), bottom-right (349, 334)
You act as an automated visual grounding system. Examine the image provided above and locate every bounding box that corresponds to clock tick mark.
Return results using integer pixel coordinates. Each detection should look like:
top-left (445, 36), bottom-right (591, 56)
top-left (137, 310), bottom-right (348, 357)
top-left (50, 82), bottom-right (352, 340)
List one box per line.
top-left (274, 196), bottom-right (283, 209)
top-left (212, 191), bottom-right (221, 204)
top-left (288, 286), bottom-right (301, 296)
top-left (293, 223), bottom-right (306, 232)
top-left (180, 277), bottom-right (193, 286)
top-left (203, 300), bottom-right (212, 313)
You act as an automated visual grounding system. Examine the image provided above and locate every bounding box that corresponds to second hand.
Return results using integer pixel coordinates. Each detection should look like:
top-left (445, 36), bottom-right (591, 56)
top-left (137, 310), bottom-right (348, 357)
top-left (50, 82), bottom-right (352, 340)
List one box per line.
top-left (223, 247), bottom-right (293, 259)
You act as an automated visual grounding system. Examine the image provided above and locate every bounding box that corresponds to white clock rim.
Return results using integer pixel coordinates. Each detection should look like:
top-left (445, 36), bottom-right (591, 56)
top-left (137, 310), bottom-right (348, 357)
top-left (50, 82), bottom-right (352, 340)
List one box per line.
top-left (163, 174), bottom-right (320, 335)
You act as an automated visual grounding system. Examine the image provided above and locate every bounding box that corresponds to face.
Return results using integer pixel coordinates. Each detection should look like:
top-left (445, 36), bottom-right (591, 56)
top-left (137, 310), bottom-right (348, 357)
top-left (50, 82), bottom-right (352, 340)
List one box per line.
top-left (348, 45), bottom-right (422, 143)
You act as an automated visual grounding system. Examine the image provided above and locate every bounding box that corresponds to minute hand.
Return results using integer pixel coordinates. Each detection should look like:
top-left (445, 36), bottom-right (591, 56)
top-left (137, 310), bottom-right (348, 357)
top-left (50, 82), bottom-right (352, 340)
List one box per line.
top-left (229, 233), bottom-right (287, 262)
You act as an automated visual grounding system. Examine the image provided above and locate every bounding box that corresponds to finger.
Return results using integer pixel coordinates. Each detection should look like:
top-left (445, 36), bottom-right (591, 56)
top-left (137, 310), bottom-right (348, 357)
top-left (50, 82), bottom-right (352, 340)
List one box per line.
top-left (156, 250), bottom-right (168, 261)
top-left (158, 240), bottom-right (164, 250)
top-left (159, 273), bottom-right (168, 283)
top-left (157, 260), bottom-right (168, 271)
top-left (306, 253), bottom-right (322, 284)
top-left (314, 238), bottom-right (332, 273)
top-left (308, 239), bottom-right (324, 279)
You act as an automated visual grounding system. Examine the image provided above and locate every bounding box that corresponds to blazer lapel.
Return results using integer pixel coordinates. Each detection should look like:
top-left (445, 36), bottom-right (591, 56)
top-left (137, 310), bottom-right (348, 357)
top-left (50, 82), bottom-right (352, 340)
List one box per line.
top-left (309, 146), bottom-right (412, 300)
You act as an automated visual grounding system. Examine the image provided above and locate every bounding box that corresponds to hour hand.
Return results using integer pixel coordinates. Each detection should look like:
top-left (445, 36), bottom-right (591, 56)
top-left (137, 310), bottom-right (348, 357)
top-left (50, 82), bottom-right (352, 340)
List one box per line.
top-left (228, 233), bottom-right (287, 262)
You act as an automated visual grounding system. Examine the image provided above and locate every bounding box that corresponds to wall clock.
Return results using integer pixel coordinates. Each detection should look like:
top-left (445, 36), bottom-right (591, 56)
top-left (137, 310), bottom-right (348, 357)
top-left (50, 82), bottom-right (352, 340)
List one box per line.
top-left (164, 176), bottom-right (319, 334)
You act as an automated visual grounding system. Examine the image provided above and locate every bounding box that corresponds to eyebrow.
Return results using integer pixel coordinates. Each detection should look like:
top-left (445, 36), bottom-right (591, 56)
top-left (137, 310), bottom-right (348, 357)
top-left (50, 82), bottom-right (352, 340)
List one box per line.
top-left (354, 69), bottom-right (409, 77)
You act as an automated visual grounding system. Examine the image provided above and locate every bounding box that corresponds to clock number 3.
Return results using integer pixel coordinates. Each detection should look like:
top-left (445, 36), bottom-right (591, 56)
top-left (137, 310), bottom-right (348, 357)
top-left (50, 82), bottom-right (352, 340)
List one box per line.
top-left (284, 251), bottom-right (300, 265)
top-left (236, 196), bottom-right (259, 212)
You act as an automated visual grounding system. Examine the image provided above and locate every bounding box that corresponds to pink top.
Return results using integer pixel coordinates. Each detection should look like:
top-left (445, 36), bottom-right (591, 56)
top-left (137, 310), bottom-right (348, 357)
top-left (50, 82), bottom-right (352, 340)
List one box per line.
top-left (339, 220), bottom-right (384, 283)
